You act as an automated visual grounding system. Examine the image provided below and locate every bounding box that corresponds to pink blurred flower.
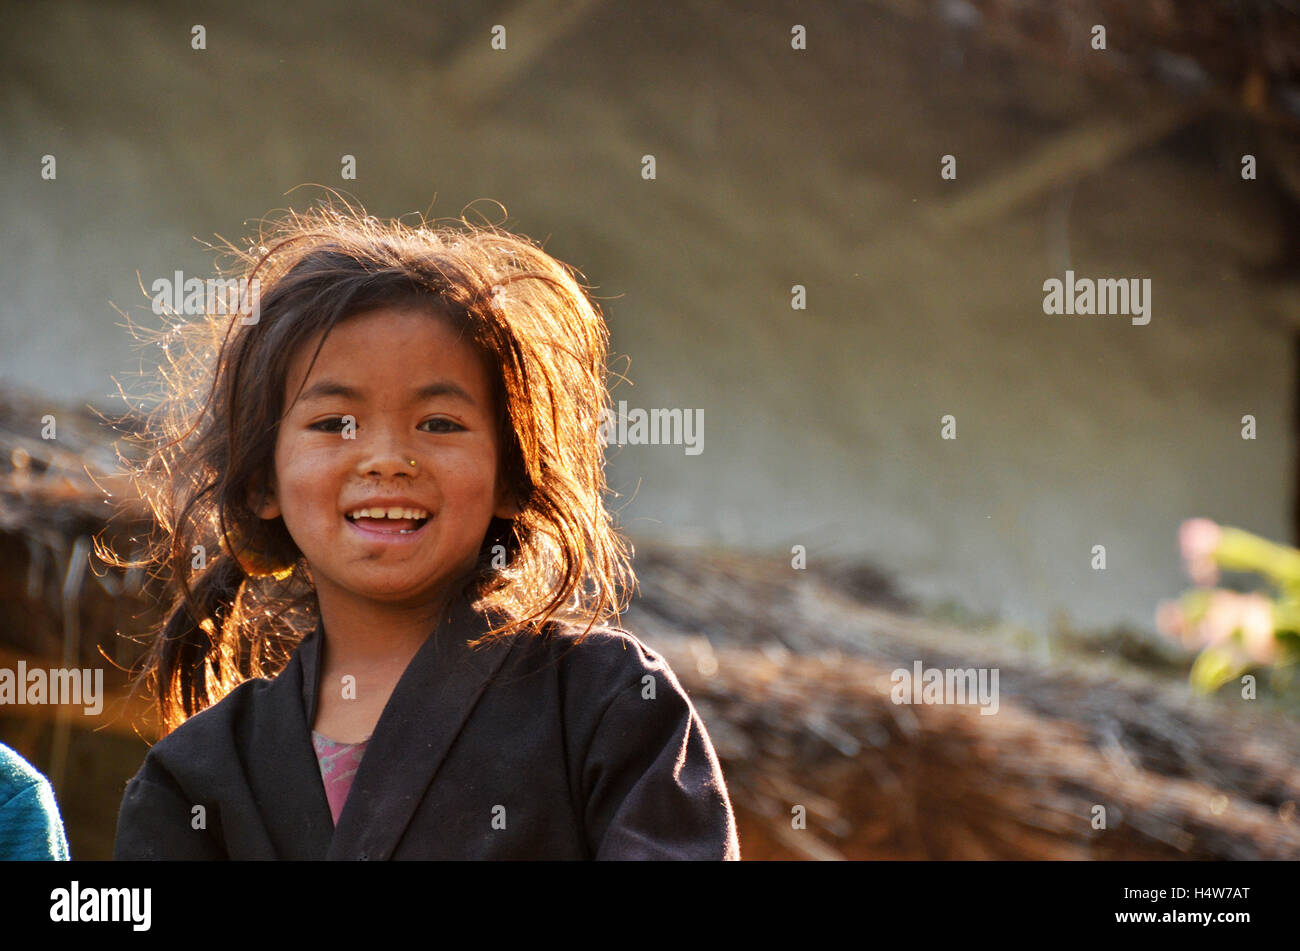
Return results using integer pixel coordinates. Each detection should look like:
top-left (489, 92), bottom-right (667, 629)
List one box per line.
top-left (1197, 589), bottom-right (1242, 648)
top-left (1180, 518), bottom-right (1222, 586)
top-left (1238, 592), bottom-right (1277, 664)
top-left (1155, 600), bottom-right (1186, 642)
top-left (1177, 590), bottom-right (1278, 664)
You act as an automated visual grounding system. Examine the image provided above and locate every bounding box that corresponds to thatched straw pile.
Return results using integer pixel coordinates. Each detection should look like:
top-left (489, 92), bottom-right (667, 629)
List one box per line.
top-left (626, 544), bottom-right (1300, 859)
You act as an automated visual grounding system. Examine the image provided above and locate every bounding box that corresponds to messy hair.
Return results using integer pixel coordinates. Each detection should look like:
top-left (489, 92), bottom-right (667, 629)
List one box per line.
top-left (100, 198), bottom-right (634, 735)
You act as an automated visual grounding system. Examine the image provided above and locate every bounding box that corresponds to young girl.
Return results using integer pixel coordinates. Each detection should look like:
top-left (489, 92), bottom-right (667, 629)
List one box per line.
top-left (108, 202), bottom-right (740, 860)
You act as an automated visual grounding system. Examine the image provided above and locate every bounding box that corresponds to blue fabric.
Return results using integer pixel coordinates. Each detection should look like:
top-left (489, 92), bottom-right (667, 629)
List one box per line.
top-left (0, 743), bottom-right (70, 860)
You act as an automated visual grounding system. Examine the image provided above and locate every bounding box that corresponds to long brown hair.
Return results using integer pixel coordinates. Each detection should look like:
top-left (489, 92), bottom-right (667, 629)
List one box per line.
top-left (99, 198), bottom-right (634, 735)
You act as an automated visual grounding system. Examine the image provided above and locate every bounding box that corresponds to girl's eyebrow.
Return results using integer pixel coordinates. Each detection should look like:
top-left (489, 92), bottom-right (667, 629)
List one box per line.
top-left (297, 379), bottom-right (477, 406)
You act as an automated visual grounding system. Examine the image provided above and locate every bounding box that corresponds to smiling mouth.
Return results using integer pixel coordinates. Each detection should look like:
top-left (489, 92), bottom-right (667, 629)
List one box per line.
top-left (345, 513), bottom-right (431, 535)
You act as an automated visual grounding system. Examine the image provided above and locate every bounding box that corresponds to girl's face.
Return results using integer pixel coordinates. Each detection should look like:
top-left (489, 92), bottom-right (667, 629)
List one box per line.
top-left (256, 305), bottom-right (517, 615)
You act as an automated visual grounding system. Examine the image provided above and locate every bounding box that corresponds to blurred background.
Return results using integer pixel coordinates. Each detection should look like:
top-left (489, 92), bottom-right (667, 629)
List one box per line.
top-left (2, 0), bottom-right (1300, 860)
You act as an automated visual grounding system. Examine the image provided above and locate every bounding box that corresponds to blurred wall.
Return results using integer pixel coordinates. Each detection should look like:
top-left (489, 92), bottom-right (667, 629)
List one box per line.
top-left (1, 0), bottom-right (1294, 636)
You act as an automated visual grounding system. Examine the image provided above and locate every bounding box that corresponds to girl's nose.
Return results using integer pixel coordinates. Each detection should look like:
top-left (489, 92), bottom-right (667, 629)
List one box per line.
top-left (361, 455), bottom-right (417, 479)
top-left (356, 433), bottom-right (419, 479)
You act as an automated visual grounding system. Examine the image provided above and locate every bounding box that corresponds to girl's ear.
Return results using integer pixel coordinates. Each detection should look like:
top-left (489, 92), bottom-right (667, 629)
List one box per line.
top-left (250, 478), bottom-right (281, 520)
top-left (493, 491), bottom-right (521, 520)
top-left (493, 477), bottom-right (521, 520)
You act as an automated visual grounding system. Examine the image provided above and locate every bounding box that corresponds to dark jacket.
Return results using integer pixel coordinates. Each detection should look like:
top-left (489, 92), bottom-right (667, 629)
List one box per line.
top-left (113, 596), bottom-right (740, 860)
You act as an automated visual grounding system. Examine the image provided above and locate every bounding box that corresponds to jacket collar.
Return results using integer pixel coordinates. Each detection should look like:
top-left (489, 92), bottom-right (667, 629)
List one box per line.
top-left (247, 591), bottom-right (521, 860)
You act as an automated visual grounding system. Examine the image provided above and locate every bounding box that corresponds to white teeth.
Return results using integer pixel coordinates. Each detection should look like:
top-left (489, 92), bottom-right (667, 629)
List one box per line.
top-left (347, 506), bottom-right (429, 520)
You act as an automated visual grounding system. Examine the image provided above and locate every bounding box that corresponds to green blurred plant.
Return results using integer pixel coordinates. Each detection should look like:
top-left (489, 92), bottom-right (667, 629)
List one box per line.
top-left (1156, 519), bottom-right (1300, 693)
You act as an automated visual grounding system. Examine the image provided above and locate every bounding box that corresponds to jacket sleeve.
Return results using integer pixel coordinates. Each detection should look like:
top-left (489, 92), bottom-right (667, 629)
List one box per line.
top-left (580, 642), bottom-right (740, 860)
top-left (0, 780), bottom-right (70, 860)
top-left (113, 757), bottom-right (226, 860)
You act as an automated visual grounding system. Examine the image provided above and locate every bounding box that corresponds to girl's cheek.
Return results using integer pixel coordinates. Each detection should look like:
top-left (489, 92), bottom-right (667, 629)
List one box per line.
top-left (451, 458), bottom-right (502, 495)
top-left (290, 440), bottom-right (339, 470)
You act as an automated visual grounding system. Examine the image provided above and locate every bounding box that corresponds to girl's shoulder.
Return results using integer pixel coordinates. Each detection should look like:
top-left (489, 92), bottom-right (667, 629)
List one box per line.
top-left (144, 672), bottom-right (279, 765)
top-left (505, 616), bottom-right (692, 707)
top-left (529, 617), bottom-right (666, 672)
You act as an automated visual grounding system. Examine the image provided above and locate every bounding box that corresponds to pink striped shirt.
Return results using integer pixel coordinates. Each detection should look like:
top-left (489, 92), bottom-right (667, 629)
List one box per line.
top-left (311, 731), bottom-right (371, 825)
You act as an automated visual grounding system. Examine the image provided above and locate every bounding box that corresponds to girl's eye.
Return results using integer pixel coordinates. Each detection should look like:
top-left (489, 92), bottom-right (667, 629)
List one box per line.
top-left (307, 417), bottom-right (464, 433)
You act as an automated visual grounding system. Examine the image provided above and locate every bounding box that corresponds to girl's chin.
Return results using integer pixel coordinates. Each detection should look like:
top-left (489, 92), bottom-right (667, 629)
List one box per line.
top-left (326, 578), bottom-right (453, 607)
